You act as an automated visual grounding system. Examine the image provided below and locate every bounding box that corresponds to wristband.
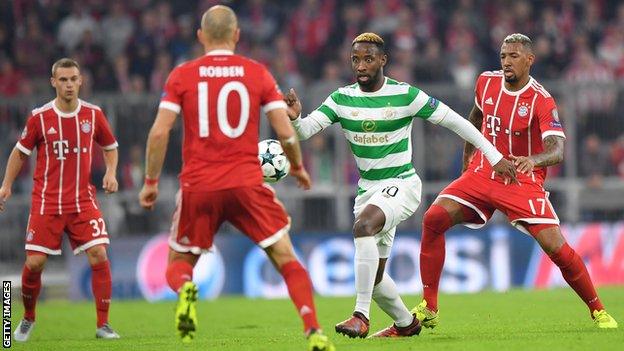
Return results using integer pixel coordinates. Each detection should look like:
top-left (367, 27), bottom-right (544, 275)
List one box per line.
top-left (145, 177), bottom-right (159, 186)
top-left (291, 163), bottom-right (303, 172)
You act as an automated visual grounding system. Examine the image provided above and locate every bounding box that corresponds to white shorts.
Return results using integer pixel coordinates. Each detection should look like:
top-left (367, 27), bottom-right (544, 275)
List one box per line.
top-left (353, 175), bottom-right (422, 258)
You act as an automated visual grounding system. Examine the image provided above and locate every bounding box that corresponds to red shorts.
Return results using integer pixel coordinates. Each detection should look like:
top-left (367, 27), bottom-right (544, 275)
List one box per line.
top-left (438, 171), bottom-right (559, 234)
top-left (25, 209), bottom-right (110, 255)
top-left (169, 184), bottom-right (290, 254)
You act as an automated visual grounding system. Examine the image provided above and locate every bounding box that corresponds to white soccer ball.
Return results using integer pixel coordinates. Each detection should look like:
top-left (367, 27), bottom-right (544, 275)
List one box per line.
top-left (258, 139), bottom-right (290, 183)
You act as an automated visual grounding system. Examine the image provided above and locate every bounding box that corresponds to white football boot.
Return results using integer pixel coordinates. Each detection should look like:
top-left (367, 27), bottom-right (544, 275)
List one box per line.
top-left (96, 323), bottom-right (121, 339)
top-left (14, 319), bottom-right (35, 342)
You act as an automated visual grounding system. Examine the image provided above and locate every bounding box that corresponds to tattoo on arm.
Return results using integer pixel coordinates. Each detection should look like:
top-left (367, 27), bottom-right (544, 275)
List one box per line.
top-left (530, 135), bottom-right (564, 167)
top-left (463, 105), bottom-right (483, 168)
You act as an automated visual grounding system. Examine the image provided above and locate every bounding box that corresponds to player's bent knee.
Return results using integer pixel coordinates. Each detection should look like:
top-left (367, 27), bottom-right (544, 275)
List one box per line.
top-left (25, 254), bottom-right (47, 272)
top-left (423, 205), bottom-right (453, 232)
top-left (86, 245), bottom-right (108, 264)
top-left (541, 238), bottom-right (565, 255)
top-left (528, 224), bottom-right (564, 255)
top-left (265, 238), bottom-right (298, 268)
top-left (353, 218), bottom-right (379, 238)
top-left (168, 249), bottom-right (200, 265)
top-left (267, 247), bottom-right (297, 266)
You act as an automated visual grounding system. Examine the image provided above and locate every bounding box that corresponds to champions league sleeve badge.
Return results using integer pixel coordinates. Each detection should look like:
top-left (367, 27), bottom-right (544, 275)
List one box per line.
top-left (551, 108), bottom-right (559, 121)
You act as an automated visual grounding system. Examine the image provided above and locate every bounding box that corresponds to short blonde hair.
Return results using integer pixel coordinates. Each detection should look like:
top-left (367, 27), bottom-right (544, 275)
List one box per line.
top-left (503, 33), bottom-right (532, 51)
top-left (352, 32), bottom-right (385, 52)
top-left (51, 58), bottom-right (80, 77)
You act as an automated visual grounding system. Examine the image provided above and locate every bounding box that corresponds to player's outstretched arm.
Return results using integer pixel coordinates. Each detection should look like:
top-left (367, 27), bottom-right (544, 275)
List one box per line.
top-left (139, 108), bottom-right (177, 210)
top-left (462, 104), bottom-right (484, 172)
top-left (0, 148), bottom-right (29, 212)
top-left (102, 148), bottom-right (119, 194)
top-left (436, 107), bottom-right (518, 184)
top-left (510, 135), bottom-right (564, 174)
top-left (267, 108), bottom-right (312, 190)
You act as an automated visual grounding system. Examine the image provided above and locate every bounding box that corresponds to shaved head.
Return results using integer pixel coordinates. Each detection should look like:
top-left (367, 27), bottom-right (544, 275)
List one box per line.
top-left (201, 5), bottom-right (238, 43)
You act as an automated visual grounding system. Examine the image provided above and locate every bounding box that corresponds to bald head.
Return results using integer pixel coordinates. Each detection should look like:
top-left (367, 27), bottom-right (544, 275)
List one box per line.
top-left (201, 5), bottom-right (238, 44)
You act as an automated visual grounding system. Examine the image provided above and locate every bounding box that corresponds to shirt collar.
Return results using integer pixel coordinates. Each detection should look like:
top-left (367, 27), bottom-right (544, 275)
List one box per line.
top-left (52, 99), bottom-right (81, 118)
top-left (357, 76), bottom-right (388, 95)
top-left (501, 76), bottom-right (534, 96)
top-left (206, 49), bottom-right (234, 56)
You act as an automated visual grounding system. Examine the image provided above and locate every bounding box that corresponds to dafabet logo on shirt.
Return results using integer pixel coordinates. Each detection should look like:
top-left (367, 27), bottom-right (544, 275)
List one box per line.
top-left (353, 133), bottom-right (389, 145)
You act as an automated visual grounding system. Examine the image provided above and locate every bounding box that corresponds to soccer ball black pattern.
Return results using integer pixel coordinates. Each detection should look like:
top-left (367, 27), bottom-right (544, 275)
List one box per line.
top-left (258, 139), bottom-right (290, 183)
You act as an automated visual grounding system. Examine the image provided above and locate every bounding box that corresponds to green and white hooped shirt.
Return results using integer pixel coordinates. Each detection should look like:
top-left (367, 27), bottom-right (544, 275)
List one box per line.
top-left (292, 77), bottom-right (452, 194)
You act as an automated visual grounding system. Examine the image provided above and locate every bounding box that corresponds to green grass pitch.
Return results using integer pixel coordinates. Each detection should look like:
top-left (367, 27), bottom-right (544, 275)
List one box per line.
top-left (8, 286), bottom-right (623, 350)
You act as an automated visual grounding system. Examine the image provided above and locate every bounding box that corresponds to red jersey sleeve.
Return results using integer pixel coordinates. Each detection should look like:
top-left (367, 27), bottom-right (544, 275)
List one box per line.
top-left (259, 66), bottom-right (287, 114)
top-left (158, 66), bottom-right (182, 114)
top-left (94, 110), bottom-right (118, 150)
top-left (535, 96), bottom-right (565, 140)
top-left (16, 115), bottom-right (41, 156)
top-left (473, 73), bottom-right (488, 111)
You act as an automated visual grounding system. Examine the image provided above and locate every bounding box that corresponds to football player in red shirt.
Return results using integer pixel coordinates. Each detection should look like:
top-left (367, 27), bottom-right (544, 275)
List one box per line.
top-left (415, 33), bottom-right (618, 329)
top-left (0, 58), bottom-right (121, 341)
top-left (138, 5), bottom-right (334, 350)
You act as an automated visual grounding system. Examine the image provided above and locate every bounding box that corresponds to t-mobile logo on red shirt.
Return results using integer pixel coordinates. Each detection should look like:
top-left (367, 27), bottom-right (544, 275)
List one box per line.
top-left (53, 140), bottom-right (69, 160)
top-left (486, 115), bottom-right (501, 137)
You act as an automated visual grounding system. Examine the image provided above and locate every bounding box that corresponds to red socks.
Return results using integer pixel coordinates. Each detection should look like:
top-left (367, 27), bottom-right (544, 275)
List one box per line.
top-left (280, 260), bottom-right (320, 333)
top-left (548, 243), bottom-right (604, 313)
top-left (420, 205), bottom-right (453, 312)
top-left (23, 259), bottom-right (113, 327)
top-left (91, 261), bottom-right (112, 328)
top-left (21, 265), bottom-right (42, 321)
top-left (166, 259), bottom-right (194, 292)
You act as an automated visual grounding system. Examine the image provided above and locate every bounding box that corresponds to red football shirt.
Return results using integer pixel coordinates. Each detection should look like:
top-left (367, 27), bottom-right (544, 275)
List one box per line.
top-left (467, 71), bottom-right (565, 184)
top-left (17, 99), bottom-right (118, 215)
top-left (159, 50), bottom-right (286, 191)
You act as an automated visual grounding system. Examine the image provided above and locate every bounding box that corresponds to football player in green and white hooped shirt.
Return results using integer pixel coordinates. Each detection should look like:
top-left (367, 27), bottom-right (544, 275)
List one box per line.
top-left (285, 33), bottom-right (518, 338)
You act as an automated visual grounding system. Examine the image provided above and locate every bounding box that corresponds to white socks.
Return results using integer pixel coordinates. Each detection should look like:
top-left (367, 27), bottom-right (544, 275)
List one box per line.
top-left (353, 237), bottom-right (412, 327)
top-left (353, 237), bottom-right (379, 319)
top-left (373, 272), bottom-right (413, 327)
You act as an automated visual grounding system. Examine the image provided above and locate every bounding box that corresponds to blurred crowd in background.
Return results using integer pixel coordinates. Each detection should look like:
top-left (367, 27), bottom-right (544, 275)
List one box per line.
top-left (1, 0), bottom-right (624, 191)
